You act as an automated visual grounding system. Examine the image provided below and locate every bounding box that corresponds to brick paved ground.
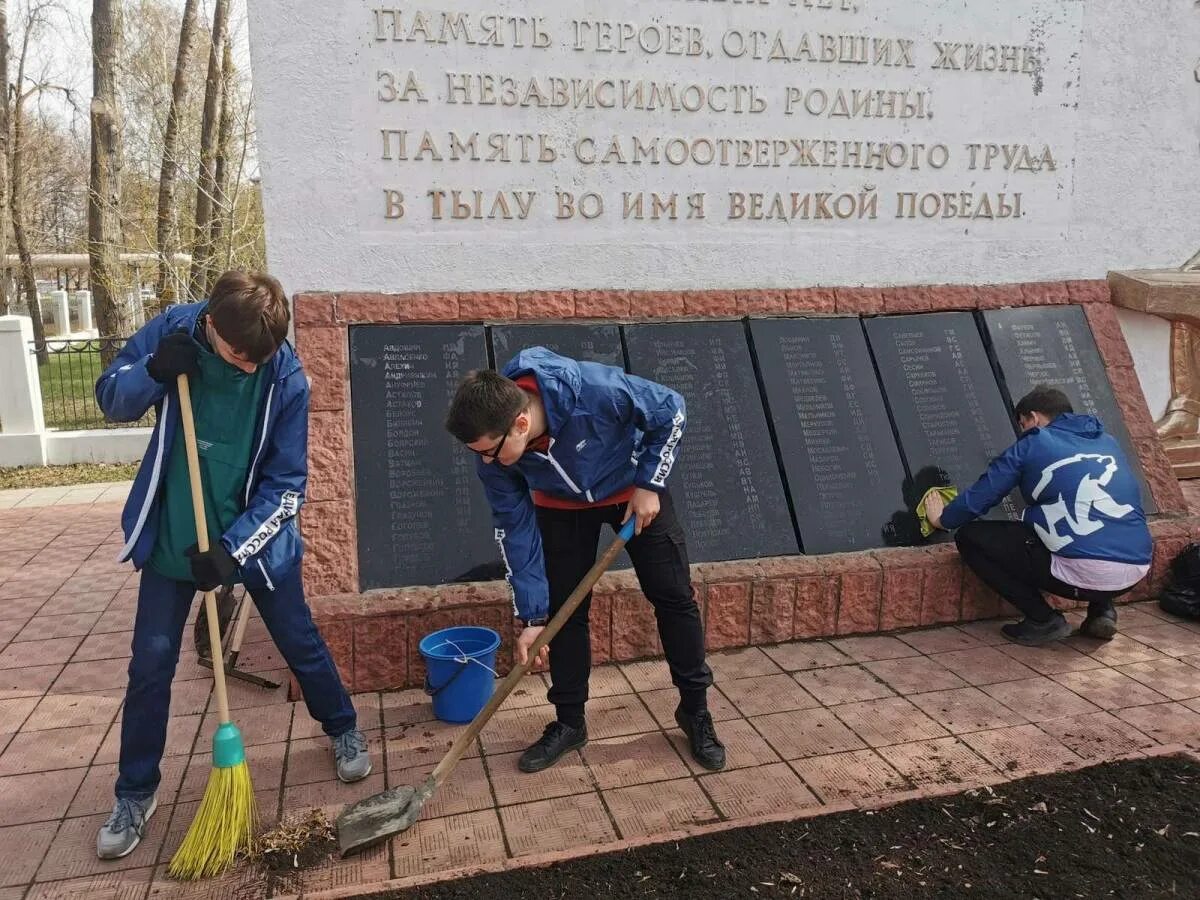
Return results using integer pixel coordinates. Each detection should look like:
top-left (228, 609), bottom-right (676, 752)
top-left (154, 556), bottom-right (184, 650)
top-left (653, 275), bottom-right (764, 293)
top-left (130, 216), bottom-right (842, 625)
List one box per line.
top-left (0, 489), bottom-right (1198, 898)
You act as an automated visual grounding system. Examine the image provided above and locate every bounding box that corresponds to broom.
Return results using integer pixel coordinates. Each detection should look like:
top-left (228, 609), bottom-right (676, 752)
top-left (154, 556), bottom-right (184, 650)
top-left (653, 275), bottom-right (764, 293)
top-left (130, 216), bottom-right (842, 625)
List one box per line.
top-left (167, 373), bottom-right (257, 879)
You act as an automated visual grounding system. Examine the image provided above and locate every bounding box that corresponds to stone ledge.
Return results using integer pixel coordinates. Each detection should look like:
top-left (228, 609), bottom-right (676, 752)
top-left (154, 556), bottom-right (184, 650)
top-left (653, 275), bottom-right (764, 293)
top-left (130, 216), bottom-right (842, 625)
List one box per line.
top-left (296, 515), bottom-right (1199, 698)
top-left (293, 280), bottom-right (1103, 327)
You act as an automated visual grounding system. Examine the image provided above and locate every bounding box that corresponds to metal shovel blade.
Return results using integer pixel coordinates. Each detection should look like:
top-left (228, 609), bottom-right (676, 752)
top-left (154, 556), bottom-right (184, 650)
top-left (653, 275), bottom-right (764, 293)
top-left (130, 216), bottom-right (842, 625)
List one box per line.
top-left (336, 783), bottom-right (428, 856)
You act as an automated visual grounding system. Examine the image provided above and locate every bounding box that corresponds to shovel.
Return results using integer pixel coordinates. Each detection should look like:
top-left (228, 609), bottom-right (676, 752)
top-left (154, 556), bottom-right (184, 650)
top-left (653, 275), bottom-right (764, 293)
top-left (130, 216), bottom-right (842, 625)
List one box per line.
top-left (336, 516), bottom-right (638, 856)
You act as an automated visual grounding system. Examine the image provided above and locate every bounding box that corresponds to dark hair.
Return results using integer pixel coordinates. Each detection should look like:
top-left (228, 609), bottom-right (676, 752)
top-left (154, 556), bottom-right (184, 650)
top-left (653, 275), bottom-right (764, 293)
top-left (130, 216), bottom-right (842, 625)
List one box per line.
top-left (207, 270), bottom-right (290, 364)
top-left (1015, 384), bottom-right (1074, 420)
top-left (445, 370), bottom-right (529, 443)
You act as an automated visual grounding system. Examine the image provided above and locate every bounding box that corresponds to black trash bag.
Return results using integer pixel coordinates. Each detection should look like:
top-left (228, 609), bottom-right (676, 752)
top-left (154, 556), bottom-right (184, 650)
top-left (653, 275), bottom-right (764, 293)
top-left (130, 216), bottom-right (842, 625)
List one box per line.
top-left (194, 585), bottom-right (237, 660)
top-left (1159, 543), bottom-right (1200, 621)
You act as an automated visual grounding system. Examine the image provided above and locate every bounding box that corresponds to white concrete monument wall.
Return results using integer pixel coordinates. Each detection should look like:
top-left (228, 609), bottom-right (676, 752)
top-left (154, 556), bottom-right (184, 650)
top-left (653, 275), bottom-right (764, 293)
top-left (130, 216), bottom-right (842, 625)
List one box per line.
top-left (248, 1), bottom-right (1200, 294)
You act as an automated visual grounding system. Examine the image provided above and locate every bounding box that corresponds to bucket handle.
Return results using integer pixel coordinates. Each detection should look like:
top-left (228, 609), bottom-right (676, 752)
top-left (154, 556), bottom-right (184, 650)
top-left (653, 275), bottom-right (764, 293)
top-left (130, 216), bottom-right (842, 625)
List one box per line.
top-left (423, 638), bottom-right (499, 698)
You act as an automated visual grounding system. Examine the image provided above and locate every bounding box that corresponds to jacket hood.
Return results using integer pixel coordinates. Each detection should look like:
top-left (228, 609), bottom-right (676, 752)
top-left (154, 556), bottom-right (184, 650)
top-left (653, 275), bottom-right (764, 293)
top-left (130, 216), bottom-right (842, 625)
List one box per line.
top-left (501, 347), bottom-right (582, 434)
top-left (1046, 412), bottom-right (1104, 439)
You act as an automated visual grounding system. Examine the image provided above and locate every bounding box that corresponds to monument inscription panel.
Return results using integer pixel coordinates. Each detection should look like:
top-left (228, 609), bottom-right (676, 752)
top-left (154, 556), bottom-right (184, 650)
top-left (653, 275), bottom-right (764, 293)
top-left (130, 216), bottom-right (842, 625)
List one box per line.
top-left (750, 317), bottom-right (908, 554)
top-left (350, 324), bottom-right (500, 589)
top-left (490, 323), bottom-right (624, 368)
top-left (982, 306), bottom-right (1155, 513)
top-left (865, 312), bottom-right (1020, 520)
top-left (624, 321), bottom-right (797, 562)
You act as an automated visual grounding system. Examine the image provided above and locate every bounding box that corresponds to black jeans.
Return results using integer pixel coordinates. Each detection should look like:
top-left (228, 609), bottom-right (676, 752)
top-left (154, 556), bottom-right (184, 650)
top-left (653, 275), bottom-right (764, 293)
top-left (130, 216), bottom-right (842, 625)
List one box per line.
top-left (536, 490), bottom-right (712, 726)
top-left (954, 521), bottom-right (1130, 623)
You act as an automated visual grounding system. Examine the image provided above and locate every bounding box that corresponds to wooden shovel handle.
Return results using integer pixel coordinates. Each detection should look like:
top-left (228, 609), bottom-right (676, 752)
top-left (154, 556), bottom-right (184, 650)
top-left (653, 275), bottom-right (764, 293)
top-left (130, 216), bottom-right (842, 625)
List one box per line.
top-left (428, 517), bottom-right (636, 786)
top-left (177, 374), bottom-right (233, 726)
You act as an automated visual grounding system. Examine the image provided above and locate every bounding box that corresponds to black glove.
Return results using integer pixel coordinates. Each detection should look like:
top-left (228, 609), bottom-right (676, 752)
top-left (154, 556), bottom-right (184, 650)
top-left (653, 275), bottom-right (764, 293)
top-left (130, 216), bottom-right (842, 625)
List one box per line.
top-left (185, 543), bottom-right (238, 591)
top-left (147, 330), bottom-right (201, 384)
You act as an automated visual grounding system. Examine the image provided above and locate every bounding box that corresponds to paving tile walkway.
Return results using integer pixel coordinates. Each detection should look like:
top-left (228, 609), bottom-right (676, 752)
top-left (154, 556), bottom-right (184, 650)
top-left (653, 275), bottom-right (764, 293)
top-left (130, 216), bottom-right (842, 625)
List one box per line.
top-left (1, 499), bottom-right (1199, 898)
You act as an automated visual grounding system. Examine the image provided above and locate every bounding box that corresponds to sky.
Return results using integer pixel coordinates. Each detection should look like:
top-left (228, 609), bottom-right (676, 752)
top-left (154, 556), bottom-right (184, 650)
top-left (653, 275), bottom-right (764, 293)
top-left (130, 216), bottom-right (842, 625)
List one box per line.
top-left (21, 0), bottom-right (253, 129)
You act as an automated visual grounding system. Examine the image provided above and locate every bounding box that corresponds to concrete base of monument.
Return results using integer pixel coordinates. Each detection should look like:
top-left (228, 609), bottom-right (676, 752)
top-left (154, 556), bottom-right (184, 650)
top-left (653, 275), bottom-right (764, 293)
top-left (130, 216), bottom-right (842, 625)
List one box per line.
top-left (293, 516), bottom-right (1200, 699)
top-left (1167, 439), bottom-right (1200, 480)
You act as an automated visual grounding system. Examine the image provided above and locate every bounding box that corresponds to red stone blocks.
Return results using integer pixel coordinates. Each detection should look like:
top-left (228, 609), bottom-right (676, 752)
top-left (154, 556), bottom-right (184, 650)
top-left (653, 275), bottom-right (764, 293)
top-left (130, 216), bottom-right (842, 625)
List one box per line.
top-left (293, 292), bottom-right (336, 326)
top-left (574, 290), bottom-right (631, 319)
top-left (1084, 302), bottom-right (1137, 369)
top-left (353, 616), bottom-right (407, 693)
top-left (880, 285), bottom-right (932, 314)
top-left (1019, 281), bottom-right (1070, 305)
top-left (920, 549), bottom-right (964, 626)
top-left (297, 326), bottom-right (348, 412)
top-left (610, 591), bottom-right (662, 661)
top-left (736, 290), bottom-right (789, 315)
top-left (307, 409), bottom-right (352, 503)
top-left (928, 284), bottom-right (980, 310)
top-left (833, 286), bottom-right (883, 315)
top-left (705, 583), bottom-right (751, 649)
top-left (1066, 279), bottom-right (1111, 304)
top-left (464, 291), bottom-right (519, 319)
top-left (793, 576), bottom-right (839, 639)
top-left (300, 500), bottom-right (358, 598)
top-left (749, 579), bottom-right (796, 644)
top-left (975, 284), bottom-right (1025, 310)
top-left (683, 290), bottom-right (739, 317)
top-left (516, 291), bottom-right (575, 319)
top-left (784, 288), bottom-right (837, 314)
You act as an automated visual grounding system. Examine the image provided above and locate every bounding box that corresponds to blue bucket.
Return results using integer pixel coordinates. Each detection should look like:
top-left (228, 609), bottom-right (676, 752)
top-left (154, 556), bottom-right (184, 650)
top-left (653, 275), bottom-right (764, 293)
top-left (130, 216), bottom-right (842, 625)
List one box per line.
top-left (419, 626), bottom-right (501, 723)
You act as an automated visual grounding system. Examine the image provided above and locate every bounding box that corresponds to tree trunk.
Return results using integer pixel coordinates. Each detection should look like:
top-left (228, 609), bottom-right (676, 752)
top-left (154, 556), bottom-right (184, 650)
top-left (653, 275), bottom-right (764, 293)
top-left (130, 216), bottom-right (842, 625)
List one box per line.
top-left (155, 0), bottom-right (199, 311)
top-left (207, 37), bottom-right (234, 294)
top-left (10, 14), bottom-right (45, 364)
top-left (90, 0), bottom-right (127, 364)
top-left (0, 0), bottom-right (10, 318)
top-left (188, 0), bottom-right (229, 299)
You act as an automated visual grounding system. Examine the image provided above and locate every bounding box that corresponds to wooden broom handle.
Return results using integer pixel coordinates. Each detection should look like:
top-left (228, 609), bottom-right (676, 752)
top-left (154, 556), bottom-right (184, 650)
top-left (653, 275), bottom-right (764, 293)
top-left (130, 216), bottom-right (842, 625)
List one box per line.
top-left (177, 374), bottom-right (233, 726)
top-left (429, 517), bottom-right (635, 786)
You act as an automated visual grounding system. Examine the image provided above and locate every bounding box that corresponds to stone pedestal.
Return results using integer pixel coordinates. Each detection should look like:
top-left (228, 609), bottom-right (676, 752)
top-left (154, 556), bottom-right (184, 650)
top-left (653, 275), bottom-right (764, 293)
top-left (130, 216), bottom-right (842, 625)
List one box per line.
top-left (1109, 269), bottom-right (1200, 478)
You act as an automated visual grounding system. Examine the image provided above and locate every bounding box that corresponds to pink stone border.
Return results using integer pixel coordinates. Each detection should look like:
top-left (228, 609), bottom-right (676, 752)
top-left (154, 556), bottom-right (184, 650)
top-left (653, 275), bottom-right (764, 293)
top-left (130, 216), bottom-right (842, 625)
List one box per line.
top-left (292, 280), bottom-right (1190, 693)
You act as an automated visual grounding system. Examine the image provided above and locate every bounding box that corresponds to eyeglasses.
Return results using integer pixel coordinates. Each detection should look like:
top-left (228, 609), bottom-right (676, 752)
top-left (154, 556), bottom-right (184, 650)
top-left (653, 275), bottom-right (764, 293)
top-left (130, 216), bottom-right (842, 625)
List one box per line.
top-left (473, 430), bottom-right (509, 461)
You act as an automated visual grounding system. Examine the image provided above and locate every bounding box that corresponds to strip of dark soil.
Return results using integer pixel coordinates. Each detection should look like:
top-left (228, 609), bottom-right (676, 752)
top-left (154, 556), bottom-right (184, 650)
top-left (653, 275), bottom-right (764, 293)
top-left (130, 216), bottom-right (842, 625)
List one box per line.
top-left (387, 755), bottom-right (1200, 899)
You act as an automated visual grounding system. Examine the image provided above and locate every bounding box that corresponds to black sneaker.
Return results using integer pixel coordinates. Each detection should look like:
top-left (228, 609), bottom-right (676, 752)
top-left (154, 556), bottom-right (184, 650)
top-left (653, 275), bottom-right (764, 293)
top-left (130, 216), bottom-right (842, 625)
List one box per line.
top-left (1078, 606), bottom-right (1117, 641)
top-left (675, 706), bottom-right (726, 771)
top-left (517, 721), bottom-right (587, 773)
top-left (1001, 614), bottom-right (1072, 646)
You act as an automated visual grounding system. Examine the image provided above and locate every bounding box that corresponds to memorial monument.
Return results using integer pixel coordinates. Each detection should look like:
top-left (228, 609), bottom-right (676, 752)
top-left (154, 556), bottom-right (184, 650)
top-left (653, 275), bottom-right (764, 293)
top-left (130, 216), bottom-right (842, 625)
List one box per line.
top-left (247, 1), bottom-right (1200, 690)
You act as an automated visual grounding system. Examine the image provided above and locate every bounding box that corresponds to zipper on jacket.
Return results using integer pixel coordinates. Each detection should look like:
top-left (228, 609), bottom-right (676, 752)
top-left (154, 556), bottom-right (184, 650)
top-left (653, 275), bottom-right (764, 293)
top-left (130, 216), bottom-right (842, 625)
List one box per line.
top-left (257, 559), bottom-right (276, 592)
top-left (244, 383), bottom-right (275, 504)
top-left (535, 444), bottom-right (583, 495)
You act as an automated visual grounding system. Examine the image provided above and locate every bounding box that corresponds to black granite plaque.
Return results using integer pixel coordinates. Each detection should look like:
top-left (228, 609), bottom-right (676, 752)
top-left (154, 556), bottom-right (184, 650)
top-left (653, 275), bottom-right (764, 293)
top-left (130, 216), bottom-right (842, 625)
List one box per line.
top-left (491, 324), bottom-right (624, 368)
top-left (864, 313), bottom-right (1021, 520)
top-left (350, 324), bottom-right (501, 590)
top-left (750, 317), bottom-right (909, 554)
top-left (981, 305), bottom-right (1155, 513)
top-left (623, 321), bottom-right (798, 561)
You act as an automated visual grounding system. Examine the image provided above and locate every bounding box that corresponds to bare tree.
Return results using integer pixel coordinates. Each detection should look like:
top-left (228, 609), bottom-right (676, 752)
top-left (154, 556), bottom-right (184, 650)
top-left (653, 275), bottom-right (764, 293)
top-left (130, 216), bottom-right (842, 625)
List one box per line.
top-left (90, 0), bottom-right (128, 358)
top-left (206, 36), bottom-right (233, 292)
top-left (188, 0), bottom-right (228, 299)
top-left (10, 0), bottom-right (59, 362)
top-left (154, 0), bottom-right (197, 310)
top-left (0, 0), bottom-right (10, 317)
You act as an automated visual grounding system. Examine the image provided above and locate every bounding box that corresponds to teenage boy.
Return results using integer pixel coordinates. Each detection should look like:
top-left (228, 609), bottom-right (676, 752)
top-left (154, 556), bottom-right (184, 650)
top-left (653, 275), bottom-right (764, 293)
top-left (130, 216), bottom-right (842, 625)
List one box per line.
top-left (93, 272), bottom-right (371, 860)
top-left (445, 348), bottom-right (725, 773)
top-left (925, 385), bottom-right (1151, 646)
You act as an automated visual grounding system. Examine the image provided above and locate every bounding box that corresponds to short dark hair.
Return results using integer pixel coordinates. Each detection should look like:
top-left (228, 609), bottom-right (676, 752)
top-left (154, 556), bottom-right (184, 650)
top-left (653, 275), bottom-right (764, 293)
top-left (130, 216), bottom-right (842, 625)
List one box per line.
top-left (207, 270), bottom-right (289, 364)
top-left (1015, 384), bottom-right (1074, 420)
top-left (445, 370), bottom-right (529, 443)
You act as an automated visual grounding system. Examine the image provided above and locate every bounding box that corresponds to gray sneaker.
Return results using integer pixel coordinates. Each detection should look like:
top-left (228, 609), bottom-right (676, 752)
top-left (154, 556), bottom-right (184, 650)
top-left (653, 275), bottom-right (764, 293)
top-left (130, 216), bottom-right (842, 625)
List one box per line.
top-left (96, 795), bottom-right (157, 860)
top-left (332, 729), bottom-right (372, 783)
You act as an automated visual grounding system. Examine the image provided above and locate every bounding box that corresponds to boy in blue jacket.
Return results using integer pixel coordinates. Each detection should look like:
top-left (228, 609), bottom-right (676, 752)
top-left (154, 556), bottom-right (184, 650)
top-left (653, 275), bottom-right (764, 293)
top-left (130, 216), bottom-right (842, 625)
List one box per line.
top-left (925, 385), bottom-right (1151, 646)
top-left (93, 272), bottom-right (370, 860)
top-left (445, 349), bottom-right (725, 773)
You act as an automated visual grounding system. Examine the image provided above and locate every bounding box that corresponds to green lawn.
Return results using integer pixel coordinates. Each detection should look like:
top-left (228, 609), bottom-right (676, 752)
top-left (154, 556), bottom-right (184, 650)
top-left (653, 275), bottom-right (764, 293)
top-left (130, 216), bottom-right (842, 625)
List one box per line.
top-left (35, 345), bottom-right (153, 431)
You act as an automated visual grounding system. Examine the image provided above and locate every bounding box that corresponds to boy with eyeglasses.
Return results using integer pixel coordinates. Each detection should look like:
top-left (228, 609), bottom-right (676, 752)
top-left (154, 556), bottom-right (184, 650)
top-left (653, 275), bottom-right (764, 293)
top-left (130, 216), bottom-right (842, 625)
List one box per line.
top-left (445, 348), bottom-right (725, 773)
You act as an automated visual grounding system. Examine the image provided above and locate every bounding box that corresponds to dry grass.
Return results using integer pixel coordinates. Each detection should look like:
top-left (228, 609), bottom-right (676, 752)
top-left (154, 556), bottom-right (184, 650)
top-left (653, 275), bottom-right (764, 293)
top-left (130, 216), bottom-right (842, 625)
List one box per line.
top-left (0, 462), bottom-right (139, 490)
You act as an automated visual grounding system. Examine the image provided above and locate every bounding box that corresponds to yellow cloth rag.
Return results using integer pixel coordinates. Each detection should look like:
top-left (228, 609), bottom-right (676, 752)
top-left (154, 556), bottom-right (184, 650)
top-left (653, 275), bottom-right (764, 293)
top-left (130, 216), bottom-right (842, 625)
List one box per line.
top-left (917, 486), bottom-right (959, 538)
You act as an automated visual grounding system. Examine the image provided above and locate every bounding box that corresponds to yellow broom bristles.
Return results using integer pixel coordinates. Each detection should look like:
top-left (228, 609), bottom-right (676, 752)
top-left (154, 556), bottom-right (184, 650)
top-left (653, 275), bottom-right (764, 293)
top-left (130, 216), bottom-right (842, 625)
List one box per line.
top-left (167, 761), bottom-right (258, 880)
